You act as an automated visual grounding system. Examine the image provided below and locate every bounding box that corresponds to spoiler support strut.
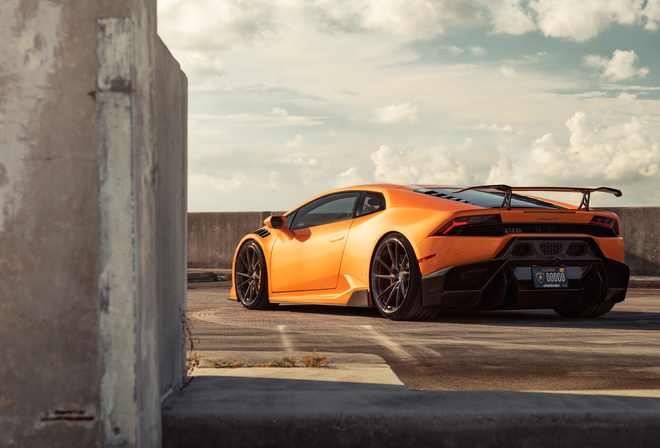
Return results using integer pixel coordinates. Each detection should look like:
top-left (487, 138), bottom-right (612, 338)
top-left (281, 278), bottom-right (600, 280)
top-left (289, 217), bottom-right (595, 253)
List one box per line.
top-left (452, 185), bottom-right (622, 211)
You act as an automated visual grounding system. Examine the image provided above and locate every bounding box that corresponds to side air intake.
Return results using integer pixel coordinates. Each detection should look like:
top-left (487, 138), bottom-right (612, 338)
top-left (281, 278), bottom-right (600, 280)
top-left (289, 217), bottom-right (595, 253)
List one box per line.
top-left (253, 228), bottom-right (271, 238)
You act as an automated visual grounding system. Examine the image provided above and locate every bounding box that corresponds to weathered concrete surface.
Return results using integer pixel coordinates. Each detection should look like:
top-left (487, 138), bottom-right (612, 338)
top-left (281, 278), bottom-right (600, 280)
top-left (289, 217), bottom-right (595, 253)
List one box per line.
top-left (187, 209), bottom-right (660, 276)
top-left (0, 1), bottom-right (187, 447)
top-left (164, 289), bottom-right (660, 446)
top-left (629, 276), bottom-right (660, 289)
top-left (0, 2), bottom-right (116, 446)
top-left (605, 207), bottom-right (660, 276)
top-left (154, 36), bottom-right (188, 403)
top-left (188, 212), bottom-right (276, 269)
top-left (162, 360), bottom-right (660, 448)
top-left (96, 17), bottom-right (142, 447)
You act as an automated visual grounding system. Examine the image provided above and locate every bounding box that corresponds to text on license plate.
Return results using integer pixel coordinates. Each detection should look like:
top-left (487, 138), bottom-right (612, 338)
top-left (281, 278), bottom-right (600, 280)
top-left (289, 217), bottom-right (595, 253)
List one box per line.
top-left (532, 267), bottom-right (568, 288)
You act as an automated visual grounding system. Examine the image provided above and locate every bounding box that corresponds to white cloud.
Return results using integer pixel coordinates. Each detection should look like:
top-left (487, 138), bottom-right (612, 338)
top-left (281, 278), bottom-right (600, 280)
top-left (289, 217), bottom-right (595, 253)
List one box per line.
top-left (266, 171), bottom-right (280, 189)
top-left (584, 50), bottom-right (649, 81)
top-left (281, 153), bottom-right (324, 168)
top-left (530, 0), bottom-right (641, 41)
top-left (172, 51), bottom-right (224, 79)
top-left (189, 172), bottom-right (244, 192)
top-left (500, 66), bottom-right (517, 78)
top-left (285, 134), bottom-right (307, 148)
top-left (488, 0), bottom-right (536, 35)
top-left (158, 0), bottom-right (657, 62)
top-left (280, 152), bottom-right (330, 187)
top-left (440, 45), bottom-right (484, 56)
top-left (309, 0), bottom-right (484, 37)
top-left (360, 0), bottom-right (446, 36)
top-left (474, 123), bottom-right (525, 139)
top-left (335, 167), bottom-right (366, 187)
top-left (215, 111), bottom-right (324, 127)
top-left (487, 111), bottom-right (660, 187)
top-left (644, 0), bottom-right (660, 30)
top-left (372, 102), bottom-right (418, 123)
top-left (158, 0), bottom-right (660, 211)
top-left (617, 92), bottom-right (637, 102)
top-left (444, 45), bottom-right (465, 55)
top-left (272, 107), bottom-right (289, 117)
top-left (370, 145), bottom-right (470, 184)
top-left (158, 0), bottom-right (277, 51)
top-left (305, 0), bottom-right (656, 42)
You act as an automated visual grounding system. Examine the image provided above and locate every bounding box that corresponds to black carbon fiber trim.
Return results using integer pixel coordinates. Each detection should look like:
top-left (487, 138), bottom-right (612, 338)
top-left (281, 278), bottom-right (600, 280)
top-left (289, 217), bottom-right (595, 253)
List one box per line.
top-left (448, 223), bottom-right (617, 237)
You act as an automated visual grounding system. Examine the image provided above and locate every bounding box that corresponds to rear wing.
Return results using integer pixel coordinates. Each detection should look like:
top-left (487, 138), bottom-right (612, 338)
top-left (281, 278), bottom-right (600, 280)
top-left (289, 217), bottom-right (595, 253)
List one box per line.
top-left (452, 185), bottom-right (622, 211)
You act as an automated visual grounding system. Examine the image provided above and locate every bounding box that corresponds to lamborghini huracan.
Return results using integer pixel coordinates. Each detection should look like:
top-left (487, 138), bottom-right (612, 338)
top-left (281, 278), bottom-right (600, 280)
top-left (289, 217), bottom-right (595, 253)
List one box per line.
top-left (230, 184), bottom-right (630, 321)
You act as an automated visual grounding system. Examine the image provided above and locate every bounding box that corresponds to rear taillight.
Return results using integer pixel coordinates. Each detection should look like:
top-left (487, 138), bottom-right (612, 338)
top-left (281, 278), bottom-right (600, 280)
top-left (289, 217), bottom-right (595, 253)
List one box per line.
top-left (590, 216), bottom-right (619, 236)
top-left (436, 214), bottom-right (502, 236)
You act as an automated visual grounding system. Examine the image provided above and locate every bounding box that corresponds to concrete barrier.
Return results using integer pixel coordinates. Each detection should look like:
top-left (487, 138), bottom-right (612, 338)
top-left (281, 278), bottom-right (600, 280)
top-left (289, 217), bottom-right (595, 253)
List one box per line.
top-left (188, 208), bottom-right (660, 277)
top-left (604, 208), bottom-right (660, 276)
top-left (1, 2), bottom-right (187, 446)
top-left (188, 212), bottom-right (278, 269)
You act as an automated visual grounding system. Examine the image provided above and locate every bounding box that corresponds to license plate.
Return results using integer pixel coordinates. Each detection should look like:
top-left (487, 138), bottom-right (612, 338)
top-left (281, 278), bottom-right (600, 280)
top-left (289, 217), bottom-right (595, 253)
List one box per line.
top-left (532, 267), bottom-right (568, 288)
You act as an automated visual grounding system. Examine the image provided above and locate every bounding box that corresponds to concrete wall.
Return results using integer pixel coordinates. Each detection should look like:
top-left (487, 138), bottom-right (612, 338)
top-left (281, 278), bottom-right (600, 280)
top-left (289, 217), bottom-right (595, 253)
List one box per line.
top-left (188, 212), bottom-right (275, 269)
top-left (605, 208), bottom-right (660, 276)
top-left (0, 1), bottom-right (187, 447)
top-left (154, 38), bottom-right (188, 399)
top-left (188, 209), bottom-right (660, 277)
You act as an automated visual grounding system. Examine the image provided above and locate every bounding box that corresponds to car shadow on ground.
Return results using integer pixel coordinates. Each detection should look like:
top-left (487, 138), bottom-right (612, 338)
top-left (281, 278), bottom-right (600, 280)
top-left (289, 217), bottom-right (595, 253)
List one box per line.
top-left (264, 303), bottom-right (660, 331)
top-left (434, 309), bottom-right (660, 331)
top-left (272, 304), bottom-right (384, 320)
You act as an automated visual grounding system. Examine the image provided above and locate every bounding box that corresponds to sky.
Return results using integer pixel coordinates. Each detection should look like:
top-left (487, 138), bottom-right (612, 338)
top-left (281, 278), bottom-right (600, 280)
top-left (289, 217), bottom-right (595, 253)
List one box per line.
top-left (157, 0), bottom-right (660, 212)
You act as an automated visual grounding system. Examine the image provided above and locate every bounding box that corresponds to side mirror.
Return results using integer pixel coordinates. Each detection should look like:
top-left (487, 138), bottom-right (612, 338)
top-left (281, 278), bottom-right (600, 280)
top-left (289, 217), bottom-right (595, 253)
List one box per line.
top-left (264, 215), bottom-right (286, 230)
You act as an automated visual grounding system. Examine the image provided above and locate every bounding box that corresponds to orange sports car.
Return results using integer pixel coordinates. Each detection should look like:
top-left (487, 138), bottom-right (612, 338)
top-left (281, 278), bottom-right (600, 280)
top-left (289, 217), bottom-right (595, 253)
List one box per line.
top-left (230, 184), bottom-right (629, 321)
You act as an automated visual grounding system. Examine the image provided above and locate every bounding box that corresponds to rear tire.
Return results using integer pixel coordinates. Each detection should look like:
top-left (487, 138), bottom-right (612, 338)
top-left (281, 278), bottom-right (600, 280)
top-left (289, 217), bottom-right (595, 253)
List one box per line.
top-left (370, 233), bottom-right (439, 321)
top-left (554, 301), bottom-right (615, 318)
top-left (234, 241), bottom-right (277, 310)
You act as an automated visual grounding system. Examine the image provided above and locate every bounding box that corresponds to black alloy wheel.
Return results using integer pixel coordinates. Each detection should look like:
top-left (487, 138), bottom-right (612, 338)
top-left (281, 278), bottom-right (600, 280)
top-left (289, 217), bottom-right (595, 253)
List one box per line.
top-left (370, 233), bottom-right (438, 320)
top-left (234, 241), bottom-right (276, 310)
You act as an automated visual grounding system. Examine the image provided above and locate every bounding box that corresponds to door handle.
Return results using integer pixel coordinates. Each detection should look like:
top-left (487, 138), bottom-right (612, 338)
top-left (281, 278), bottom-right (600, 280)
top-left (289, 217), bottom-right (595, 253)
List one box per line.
top-left (329, 233), bottom-right (345, 243)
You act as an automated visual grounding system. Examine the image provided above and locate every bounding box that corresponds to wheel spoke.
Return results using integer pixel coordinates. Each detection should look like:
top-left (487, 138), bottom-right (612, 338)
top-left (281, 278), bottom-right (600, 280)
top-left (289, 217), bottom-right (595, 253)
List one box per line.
top-left (395, 283), bottom-right (405, 308)
top-left (241, 249), bottom-right (251, 270)
top-left (246, 282), bottom-right (254, 302)
top-left (237, 277), bottom-right (252, 289)
top-left (375, 255), bottom-right (395, 275)
top-left (249, 250), bottom-right (256, 271)
top-left (374, 273), bottom-right (396, 280)
top-left (236, 272), bottom-right (251, 279)
top-left (397, 255), bottom-right (408, 272)
top-left (386, 242), bottom-right (397, 273)
top-left (375, 282), bottom-right (396, 302)
top-left (384, 283), bottom-right (399, 308)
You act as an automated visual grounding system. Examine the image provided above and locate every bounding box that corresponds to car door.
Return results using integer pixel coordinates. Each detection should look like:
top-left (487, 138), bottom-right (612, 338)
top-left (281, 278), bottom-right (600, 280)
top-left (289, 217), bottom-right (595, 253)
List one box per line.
top-left (270, 192), bottom-right (359, 293)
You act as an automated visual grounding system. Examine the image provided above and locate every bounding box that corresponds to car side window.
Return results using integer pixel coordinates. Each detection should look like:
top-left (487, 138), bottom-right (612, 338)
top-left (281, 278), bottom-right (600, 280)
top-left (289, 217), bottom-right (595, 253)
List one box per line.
top-left (356, 192), bottom-right (385, 217)
top-left (290, 192), bottom-right (358, 230)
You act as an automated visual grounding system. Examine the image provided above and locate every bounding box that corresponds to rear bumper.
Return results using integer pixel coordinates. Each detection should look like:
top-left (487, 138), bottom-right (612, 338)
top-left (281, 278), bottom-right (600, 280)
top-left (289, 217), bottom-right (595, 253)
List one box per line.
top-left (421, 237), bottom-right (630, 311)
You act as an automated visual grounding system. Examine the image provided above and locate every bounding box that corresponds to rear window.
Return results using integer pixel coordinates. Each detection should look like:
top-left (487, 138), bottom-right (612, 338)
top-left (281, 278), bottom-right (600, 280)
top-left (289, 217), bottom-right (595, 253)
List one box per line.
top-left (414, 188), bottom-right (565, 209)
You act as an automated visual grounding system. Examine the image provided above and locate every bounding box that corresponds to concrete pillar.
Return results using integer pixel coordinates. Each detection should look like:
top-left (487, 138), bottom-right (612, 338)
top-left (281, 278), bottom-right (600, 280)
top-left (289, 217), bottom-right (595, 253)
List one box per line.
top-left (0, 1), bottom-right (187, 447)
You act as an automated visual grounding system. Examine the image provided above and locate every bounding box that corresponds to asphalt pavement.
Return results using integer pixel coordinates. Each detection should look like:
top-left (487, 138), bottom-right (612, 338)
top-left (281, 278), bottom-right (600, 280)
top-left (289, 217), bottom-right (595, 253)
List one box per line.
top-left (161, 273), bottom-right (660, 447)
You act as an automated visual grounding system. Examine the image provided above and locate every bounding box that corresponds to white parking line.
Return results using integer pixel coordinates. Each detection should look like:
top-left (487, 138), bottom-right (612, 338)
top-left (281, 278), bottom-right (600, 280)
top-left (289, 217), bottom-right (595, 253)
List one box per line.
top-left (360, 325), bottom-right (414, 361)
top-left (277, 325), bottom-right (295, 354)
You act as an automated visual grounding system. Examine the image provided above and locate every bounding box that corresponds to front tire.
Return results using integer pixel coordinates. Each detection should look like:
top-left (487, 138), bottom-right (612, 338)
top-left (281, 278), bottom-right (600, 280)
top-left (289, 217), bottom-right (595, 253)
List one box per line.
top-left (234, 241), bottom-right (276, 310)
top-left (370, 233), bottom-right (439, 321)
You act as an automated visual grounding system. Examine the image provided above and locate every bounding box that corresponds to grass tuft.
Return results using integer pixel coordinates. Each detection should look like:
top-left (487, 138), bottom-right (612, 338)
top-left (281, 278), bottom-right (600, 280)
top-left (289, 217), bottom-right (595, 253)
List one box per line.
top-left (299, 349), bottom-right (329, 368)
top-left (205, 351), bottom-right (330, 369)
